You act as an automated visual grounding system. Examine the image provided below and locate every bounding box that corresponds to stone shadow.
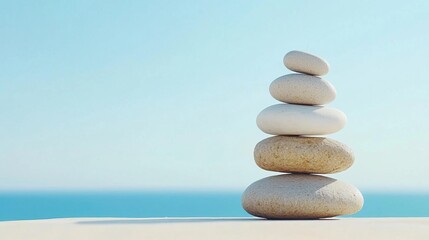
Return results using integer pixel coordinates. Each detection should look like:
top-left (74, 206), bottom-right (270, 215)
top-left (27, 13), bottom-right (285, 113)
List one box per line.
top-left (76, 217), bottom-right (337, 225)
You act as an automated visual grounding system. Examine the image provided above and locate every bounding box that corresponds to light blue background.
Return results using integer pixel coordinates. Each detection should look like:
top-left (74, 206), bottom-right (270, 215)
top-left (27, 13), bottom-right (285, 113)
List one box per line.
top-left (1, 0), bottom-right (429, 192)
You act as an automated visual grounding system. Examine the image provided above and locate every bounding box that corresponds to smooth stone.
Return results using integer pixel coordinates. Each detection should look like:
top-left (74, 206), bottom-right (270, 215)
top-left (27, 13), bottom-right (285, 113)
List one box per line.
top-left (284, 50), bottom-right (329, 76)
top-left (254, 136), bottom-right (354, 174)
top-left (269, 74), bottom-right (336, 105)
top-left (242, 174), bottom-right (364, 219)
top-left (256, 104), bottom-right (346, 135)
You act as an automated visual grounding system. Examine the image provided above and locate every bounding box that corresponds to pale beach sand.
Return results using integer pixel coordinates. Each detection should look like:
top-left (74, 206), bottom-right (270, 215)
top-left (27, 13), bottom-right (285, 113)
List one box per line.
top-left (0, 217), bottom-right (428, 240)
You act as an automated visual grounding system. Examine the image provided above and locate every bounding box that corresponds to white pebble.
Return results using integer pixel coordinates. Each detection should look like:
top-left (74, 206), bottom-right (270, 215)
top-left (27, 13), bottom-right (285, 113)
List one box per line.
top-left (256, 104), bottom-right (346, 135)
top-left (269, 74), bottom-right (336, 105)
top-left (284, 50), bottom-right (329, 76)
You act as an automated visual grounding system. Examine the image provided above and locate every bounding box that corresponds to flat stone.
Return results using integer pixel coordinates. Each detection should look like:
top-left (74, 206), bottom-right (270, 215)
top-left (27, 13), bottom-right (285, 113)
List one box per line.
top-left (3, 218), bottom-right (429, 240)
top-left (254, 136), bottom-right (354, 174)
top-left (284, 50), bottom-right (329, 76)
top-left (269, 74), bottom-right (336, 105)
top-left (256, 104), bottom-right (346, 135)
top-left (242, 174), bottom-right (364, 219)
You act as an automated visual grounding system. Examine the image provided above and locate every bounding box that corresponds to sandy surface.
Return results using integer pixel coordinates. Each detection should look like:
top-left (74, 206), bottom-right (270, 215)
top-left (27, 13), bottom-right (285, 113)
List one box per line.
top-left (1, 217), bottom-right (428, 240)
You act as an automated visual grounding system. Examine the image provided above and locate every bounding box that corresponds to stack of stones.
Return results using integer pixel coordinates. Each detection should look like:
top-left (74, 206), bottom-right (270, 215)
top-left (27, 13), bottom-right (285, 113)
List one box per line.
top-left (242, 51), bottom-right (364, 219)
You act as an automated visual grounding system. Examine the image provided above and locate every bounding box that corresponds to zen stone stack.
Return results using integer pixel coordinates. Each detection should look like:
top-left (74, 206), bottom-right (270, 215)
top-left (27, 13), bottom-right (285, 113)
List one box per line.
top-left (242, 50), bottom-right (364, 219)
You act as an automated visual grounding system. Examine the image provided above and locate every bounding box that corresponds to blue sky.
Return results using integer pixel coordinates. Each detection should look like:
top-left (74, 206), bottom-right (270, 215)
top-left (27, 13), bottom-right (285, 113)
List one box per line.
top-left (1, 0), bottom-right (429, 191)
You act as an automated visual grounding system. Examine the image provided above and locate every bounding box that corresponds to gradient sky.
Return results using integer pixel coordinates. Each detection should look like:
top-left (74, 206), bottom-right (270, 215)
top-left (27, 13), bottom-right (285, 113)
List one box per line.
top-left (1, 0), bottom-right (429, 192)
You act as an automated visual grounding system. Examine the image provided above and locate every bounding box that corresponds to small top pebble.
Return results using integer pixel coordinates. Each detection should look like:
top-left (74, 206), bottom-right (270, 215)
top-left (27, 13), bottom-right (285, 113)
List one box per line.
top-left (283, 50), bottom-right (329, 76)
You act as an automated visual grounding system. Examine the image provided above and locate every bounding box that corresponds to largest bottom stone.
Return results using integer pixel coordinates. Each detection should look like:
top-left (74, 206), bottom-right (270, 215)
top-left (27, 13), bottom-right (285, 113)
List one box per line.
top-left (242, 174), bottom-right (363, 219)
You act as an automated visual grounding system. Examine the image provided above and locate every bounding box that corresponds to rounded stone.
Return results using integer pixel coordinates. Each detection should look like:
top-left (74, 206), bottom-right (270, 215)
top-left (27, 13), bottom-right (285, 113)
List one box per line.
top-left (284, 50), bottom-right (329, 76)
top-left (242, 174), bottom-right (364, 219)
top-left (269, 74), bottom-right (336, 105)
top-left (254, 136), bottom-right (354, 174)
top-left (256, 104), bottom-right (346, 135)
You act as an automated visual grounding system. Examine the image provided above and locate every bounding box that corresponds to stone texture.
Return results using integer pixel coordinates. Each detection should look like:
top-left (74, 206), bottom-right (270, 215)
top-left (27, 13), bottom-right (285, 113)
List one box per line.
top-left (284, 50), bottom-right (329, 76)
top-left (256, 104), bottom-right (346, 135)
top-left (254, 136), bottom-right (354, 174)
top-left (242, 174), bottom-right (364, 219)
top-left (269, 74), bottom-right (336, 105)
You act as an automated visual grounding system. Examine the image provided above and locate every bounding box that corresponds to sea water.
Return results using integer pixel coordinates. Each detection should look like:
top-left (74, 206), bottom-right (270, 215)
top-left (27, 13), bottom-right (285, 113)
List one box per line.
top-left (0, 191), bottom-right (428, 221)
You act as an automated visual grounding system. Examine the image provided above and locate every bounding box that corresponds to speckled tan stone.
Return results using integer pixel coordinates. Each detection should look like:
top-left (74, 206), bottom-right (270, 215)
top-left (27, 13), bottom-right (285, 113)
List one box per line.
top-left (242, 174), bottom-right (364, 219)
top-left (254, 136), bottom-right (354, 174)
top-left (284, 50), bottom-right (329, 76)
top-left (269, 74), bottom-right (336, 105)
